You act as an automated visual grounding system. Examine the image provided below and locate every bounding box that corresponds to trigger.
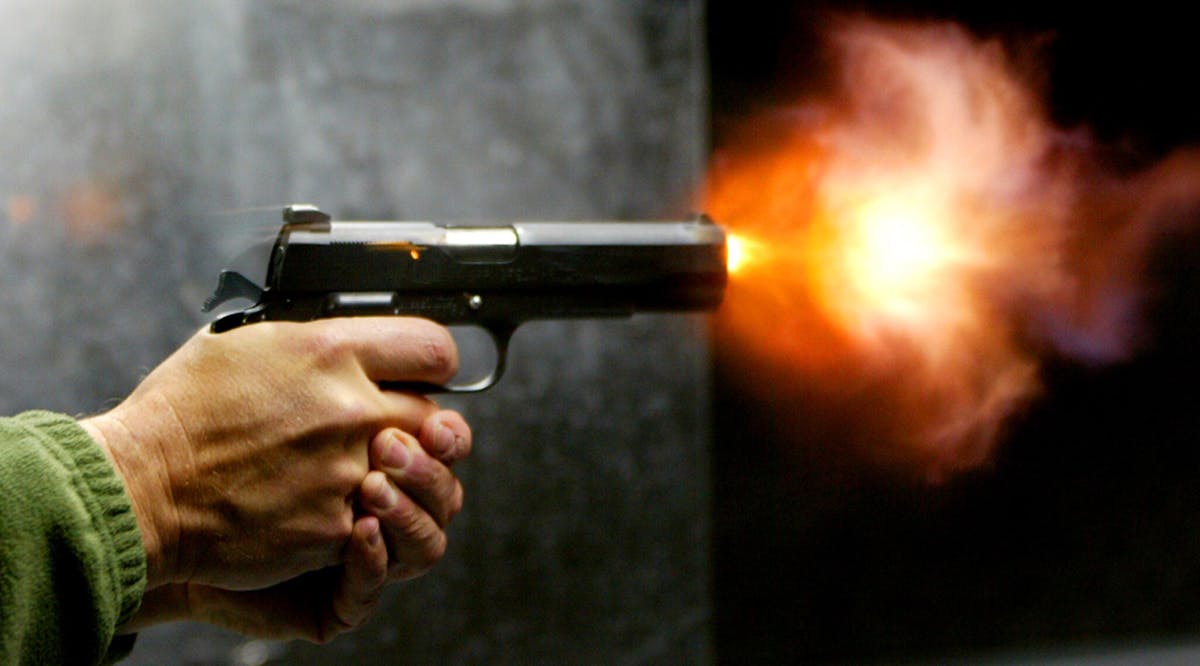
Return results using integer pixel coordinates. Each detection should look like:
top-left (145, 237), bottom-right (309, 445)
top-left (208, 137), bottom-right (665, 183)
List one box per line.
top-left (202, 270), bottom-right (264, 312)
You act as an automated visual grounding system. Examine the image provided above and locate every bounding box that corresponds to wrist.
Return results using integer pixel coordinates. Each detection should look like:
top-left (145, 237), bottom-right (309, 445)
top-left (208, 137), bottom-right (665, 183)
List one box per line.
top-left (81, 409), bottom-right (182, 589)
top-left (119, 583), bottom-right (193, 633)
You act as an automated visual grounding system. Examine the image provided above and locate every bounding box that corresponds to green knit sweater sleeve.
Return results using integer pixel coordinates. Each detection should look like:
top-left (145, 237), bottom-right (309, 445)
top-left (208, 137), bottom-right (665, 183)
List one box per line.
top-left (0, 411), bottom-right (147, 665)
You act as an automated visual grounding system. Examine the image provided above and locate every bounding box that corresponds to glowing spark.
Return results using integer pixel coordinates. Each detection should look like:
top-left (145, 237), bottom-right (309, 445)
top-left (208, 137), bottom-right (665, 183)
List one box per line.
top-left (816, 192), bottom-right (975, 341)
top-left (726, 233), bottom-right (755, 275)
top-left (848, 198), bottom-right (946, 295)
top-left (367, 241), bottom-right (425, 260)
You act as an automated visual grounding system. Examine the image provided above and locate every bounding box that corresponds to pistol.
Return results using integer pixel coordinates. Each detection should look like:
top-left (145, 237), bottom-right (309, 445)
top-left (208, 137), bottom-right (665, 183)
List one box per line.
top-left (203, 205), bottom-right (727, 391)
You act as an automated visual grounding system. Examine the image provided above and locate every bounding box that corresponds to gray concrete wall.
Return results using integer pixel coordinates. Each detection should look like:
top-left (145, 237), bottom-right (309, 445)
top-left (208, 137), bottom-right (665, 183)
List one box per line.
top-left (0, 1), bottom-right (712, 663)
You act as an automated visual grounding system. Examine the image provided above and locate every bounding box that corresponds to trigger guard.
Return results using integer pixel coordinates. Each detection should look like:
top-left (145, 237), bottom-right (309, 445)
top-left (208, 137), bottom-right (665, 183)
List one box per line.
top-left (438, 324), bottom-right (514, 393)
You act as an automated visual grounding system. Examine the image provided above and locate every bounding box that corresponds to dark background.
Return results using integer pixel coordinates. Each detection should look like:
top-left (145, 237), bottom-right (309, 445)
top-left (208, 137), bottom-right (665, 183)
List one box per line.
top-left (709, 3), bottom-right (1200, 664)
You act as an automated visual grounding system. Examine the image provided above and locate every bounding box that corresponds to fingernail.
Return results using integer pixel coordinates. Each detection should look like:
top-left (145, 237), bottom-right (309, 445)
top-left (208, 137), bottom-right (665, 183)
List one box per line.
top-left (373, 480), bottom-right (399, 510)
top-left (366, 522), bottom-right (382, 547)
top-left (436, 422), bottom-right (458, 457)
top-left (382, 431), bottom-right (412, 469)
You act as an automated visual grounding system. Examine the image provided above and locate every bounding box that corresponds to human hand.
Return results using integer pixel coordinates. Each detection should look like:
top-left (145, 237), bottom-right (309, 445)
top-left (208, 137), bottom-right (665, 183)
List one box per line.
top-left (121, 413), bottom-right (474, 639)
top-left (358, 413), bottom-right (471, 582)
top-left (81, 318), bottom-right (458, 591)
top-left (124, 514), bottom-right (390, 643)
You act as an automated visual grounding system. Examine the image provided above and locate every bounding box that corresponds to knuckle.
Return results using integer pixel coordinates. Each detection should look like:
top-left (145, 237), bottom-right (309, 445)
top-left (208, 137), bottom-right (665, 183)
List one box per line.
top-left (417, 529), bottom-right (448, 568)
top-left (413, 325), bottom-right (458, 380)
top-left (414, 521), bottom-right (443, 557)
top-left (385, 496), bottom-right (426, 534)
top-left (419, 467), bottom-right (457, 517)
top-left (423, 467), bottom-right (461, 523)
top-left (327, 388), bottom-right (382, 426)
top-left (403, 453), bottom-right (439, 487)
top-left (303, 324), bottom-right (354, 370)
top-left (386, 503), bottom-right (445, 565)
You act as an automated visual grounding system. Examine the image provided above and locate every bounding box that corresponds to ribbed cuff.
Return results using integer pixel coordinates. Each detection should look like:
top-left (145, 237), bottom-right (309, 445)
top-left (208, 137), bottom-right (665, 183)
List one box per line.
top-left (15, 411), bottom-right (147, 628)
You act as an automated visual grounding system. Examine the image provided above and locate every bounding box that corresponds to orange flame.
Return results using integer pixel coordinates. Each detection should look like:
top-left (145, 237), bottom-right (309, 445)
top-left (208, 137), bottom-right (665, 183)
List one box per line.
top-left (708, 18), bottom-right (1200, 479)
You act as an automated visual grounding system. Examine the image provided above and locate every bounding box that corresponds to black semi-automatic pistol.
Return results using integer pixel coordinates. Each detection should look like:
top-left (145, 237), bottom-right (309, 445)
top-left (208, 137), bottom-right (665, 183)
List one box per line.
top-left (204, 204), bottom-right (727, 391)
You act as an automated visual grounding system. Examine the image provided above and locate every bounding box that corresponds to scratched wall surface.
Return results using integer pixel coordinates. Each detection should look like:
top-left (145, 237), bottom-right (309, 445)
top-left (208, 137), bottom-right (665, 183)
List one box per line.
top-left (0, 1), bottom-right (712, 664)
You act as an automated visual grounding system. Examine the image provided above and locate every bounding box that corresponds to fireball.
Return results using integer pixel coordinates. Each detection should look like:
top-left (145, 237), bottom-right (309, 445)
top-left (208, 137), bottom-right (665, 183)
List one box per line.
top-left (706, 18), bottom-right (1193, 477)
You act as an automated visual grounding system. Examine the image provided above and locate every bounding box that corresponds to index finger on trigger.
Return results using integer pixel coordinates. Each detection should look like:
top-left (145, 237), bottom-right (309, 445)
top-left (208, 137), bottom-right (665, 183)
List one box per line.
top-left (325, 317), bottom-right (460, 385)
